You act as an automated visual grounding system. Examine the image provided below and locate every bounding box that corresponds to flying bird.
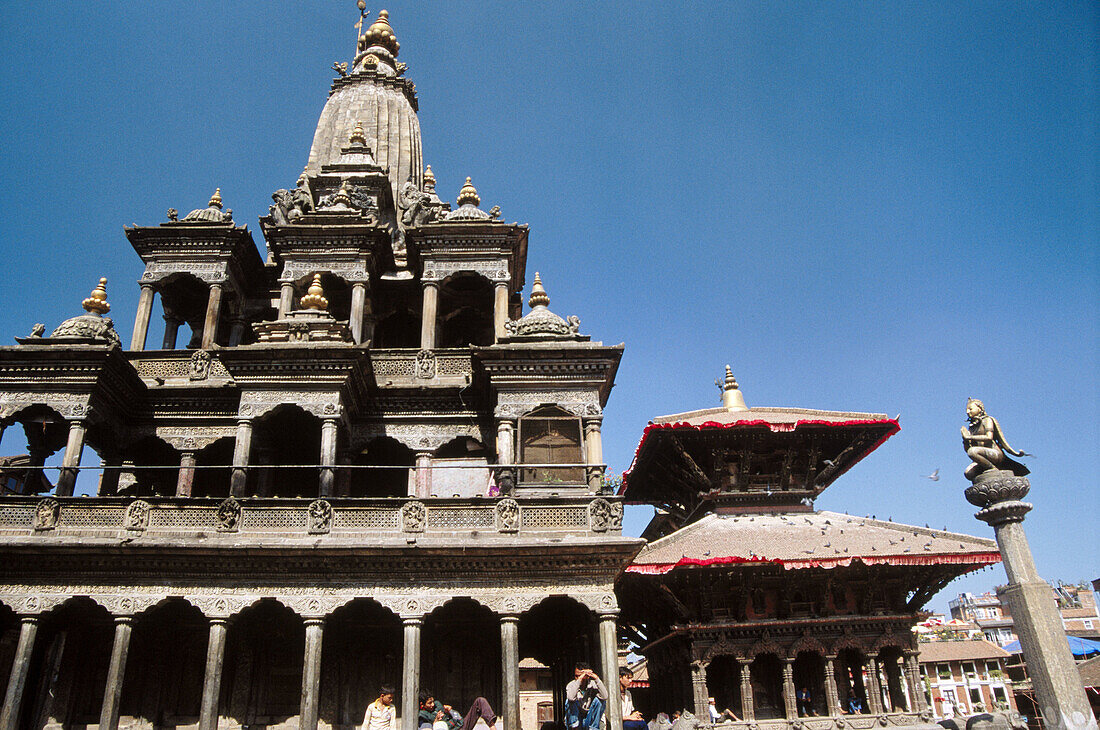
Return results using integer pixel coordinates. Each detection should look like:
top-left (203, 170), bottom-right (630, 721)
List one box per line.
top-left (924, 469), bottom-right (940, 481)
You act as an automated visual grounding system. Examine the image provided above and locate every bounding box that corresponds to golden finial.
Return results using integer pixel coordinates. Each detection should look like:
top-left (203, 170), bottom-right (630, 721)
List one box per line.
top-left (82, 277), bottom-right (111, 315)
top-left (350, 120), bottom-right (368, 146)
top-left (334, 179), bottom-right (352, 207)
top-left (423, 165), bottom-right (436, 192)
top-left (363, 9), bottom-right (400, 56)
top-left (528, 272), bottom-right (550, 309)
top-left (300, 274), bottom-right (329, 311)
top-left (721, 364), bottom-right (748, 412)
top-left (208, 188), bottom-right (223, 210)
top-left (457, 176), bottom-right (480, 207)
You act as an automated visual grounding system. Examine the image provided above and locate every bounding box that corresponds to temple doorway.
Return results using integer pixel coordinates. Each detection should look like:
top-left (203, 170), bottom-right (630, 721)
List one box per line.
top-left (320, 598), bottom-right (403, 729)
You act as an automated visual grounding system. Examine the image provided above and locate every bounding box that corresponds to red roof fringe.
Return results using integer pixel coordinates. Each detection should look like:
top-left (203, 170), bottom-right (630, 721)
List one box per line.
top-left (625, 551), bottom-right (1001, 575)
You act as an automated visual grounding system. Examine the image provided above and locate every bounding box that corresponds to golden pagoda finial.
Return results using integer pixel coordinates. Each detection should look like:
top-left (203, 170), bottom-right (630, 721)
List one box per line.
top-left (334, 179), bottom-right (352, 207)
top-left (362, 9), bottom-right (400, 56)
top-left (457, 176), bottom-right (480, 207)
top-left (82, 277), bottom-right (111, 315)
top-left (350, 120), bottom-right (368, 146)
top-left (721, 364), bottom-right (748, 412)
top-left (208, 188), bottom-right (223, 210)
top-left (528, 272), bottom-right (550, 308)
top-left (423, 165), bottom-right (436, 192)
top-left (300, 274), bottom-right (329, 311)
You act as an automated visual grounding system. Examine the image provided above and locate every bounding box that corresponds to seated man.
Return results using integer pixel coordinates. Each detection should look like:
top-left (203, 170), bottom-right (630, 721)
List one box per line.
top-left (565, 662), bottom-right (609, 730)
top-left (708, 698), bottom-right (740, 723)
top-left (363, 686), bottom-right (397, 730)
top-left (619, 667), bottom-right (647, 730)
top-left (419, 690), bottom-right (498, 730)
top-left (796, 687), bottom-right (814, 717)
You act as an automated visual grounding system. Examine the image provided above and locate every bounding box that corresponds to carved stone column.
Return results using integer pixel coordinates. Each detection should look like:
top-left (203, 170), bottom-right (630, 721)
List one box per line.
top-left (598, 611), bottom-right (623, 730)
top-left (300, 618), bottom-right (324, 730)
top-left (199, 618), bottom-right (229, 730)
top-left (690, 660), bottom-right (709, 721)
top-left (130, 283), bottom-right (156, 351)
top-left (228, 315), bottom-right (248, 347)
top-left (401, 618), bottom-right (422, 730)
top-left (56, 418), bottom-right (87, 497)
top-left (231, 418), bottom-right (253, 496)
top-left (824, 655), bottom-right (840, 716)
top-left (493, 282), bottom-right (509, 342)
top-left (176, 451), bottom-right (197, 497)
top-left (584, 418), bottom-right (604, 491)
top-left (414, 451), bottom-right (432, 498)
top-left (496, 420), bottom-right (515, 494)
top-left (739, 658), bottom-right (755, 722)
top-left (782, 658), bottom-right (798, 719)
top-left (420, 281), bottom-right (438, 349)
top-left (162, 313), bottom-right (182, 350)
top-left (201, 283), bottom-right (224, 349)
top-left (350, 282), bottom-right (368, 344)
top-left (0, 616), bottom-right (38, 730)
top-left (865, 658), bottom-right (883, 714)
top-left (319, 416), bottom-right (339, 497)
top-left (279, 282), bottom-right (296, 317)
top-left (100, 616), bottom-right (133, 730)
top-left (500, 615), bottom-right (521, 730)
top-left (99, 456), bottom-right (123, 496)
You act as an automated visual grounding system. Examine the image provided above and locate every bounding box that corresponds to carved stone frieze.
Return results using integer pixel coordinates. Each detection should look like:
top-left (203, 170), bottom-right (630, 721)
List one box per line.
top-left (421, 260), bottom-right (509, 284)
top-left (155, 426), bottom-right (238, 450)
top-left (136, 356), bottom-right (231, 382)
top-left (588, 498), bottom-right (613, 532)
top-left (279, 261), bottom-right (370, 284)
top-left (494, 390), bottom-right (602, 419)
top-left (33, 499), bottom-right (59, 531)
top-left (141, 261), bottom-right (228, 284)
top-left (496, 498), bottom-right (519, 533)
top-left (308, 500), bottom-right (333, 534)
top-left (0, 392), bottom-right (91, 422)
top-left (401, 501), bottom-right (426, 532)
top-left (238, 391), bottom-right (342, 419)
top-left (216, 497), bottom-right (241, 532)
top-left (125, 500), bottom-right (151, 531)
top-left (189, 350), bottom-right (212, 380)
top-left (353, 423), bottom-right (484, 451)
top-left (415, 349), bottom-right (436, 379)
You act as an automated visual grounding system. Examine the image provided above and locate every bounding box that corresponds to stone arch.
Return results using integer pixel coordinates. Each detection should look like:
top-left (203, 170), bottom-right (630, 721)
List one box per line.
top-left (423, 597), bottom-right (502, 712)
top-left (222, 598), bottom-right (306, 726)
top-left (437, 272), bottom-right (494, 347)
top-left (250, 404), bottom-right (323, 498)
top-left (830, 632), bottom-right (867, 656)
top-left (121, 598), bottom-right (208, 723)
top-left (117, 434), bottom-right (178, 497)
top-left (703, 635), bottom-right (745, 663)
top-left (157, 271), bottom-right (217, 349)
top-left (349, 435), bottom-right (415, 497)
top-left (321, 597), bottom-right (403, 727)
top-left (132, 595), bottom-right (203, 620)
top-left (870, 630), bottom-right (906, 656)
top-left (288, 270), bottom-right (353, 321)
top-left (748, 636), bottom-right (788, 660)
top-left (789, 633), bottom-right (828, 659)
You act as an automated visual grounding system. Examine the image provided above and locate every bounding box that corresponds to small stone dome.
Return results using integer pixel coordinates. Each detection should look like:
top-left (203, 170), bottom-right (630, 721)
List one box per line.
top-left (502, 273), bottom-right (583, 341)
top-left (182, 189), bottom-right (233, 222)
top-left (444, 177), bottom-right (491, 221)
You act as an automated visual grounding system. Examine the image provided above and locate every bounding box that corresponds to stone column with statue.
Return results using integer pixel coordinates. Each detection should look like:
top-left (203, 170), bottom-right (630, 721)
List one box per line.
top-left (960, 398), bottom-right (1096, 730)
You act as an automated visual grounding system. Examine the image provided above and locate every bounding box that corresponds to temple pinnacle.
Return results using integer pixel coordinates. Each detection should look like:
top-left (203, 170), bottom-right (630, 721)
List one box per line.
top-left (423, 165), bottom-right (436, 192)
top-left (300, 274), bottom-right (329, 311)
top-left (208, 188), bottom-right (223, 210)
top-left (721, 364), bottom-right (748, 412)
top-left (349, 121), bottom-right (368, 147)
top-left (82, 277), bottom-right (111, 315)
top-left (362, 9), bottom-right (400, 56)
top-left (528, 272), bottom-right (550, 309)
top-left (334, 179), bottom-right (352, 207)
top-left (457, 177), bottom-right (480, 207)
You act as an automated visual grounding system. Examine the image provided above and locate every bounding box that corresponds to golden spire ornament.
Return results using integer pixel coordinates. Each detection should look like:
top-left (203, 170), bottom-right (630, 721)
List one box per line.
top-left (349, 120), bottom-right (368, 146)
top-left (423, 165), bottom-right (436, 192)
top-left (721, 364), bottom-right (748, 412)
top-left (82, 278), bottom-right (111, 315)
top-left (457, 176), bottom-right (480, 207)
top-left (528, 272), bottom-right (550, 308)
top-left (208, 188), bottom-right (223, 210)
top-left (300, 274), bottom-right (329, 311)
top-left (334, 179), bottom-right (352, 207)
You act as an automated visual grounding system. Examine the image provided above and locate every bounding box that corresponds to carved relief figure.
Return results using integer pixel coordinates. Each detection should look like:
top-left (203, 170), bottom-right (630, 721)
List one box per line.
top-left (961, 398), bottom-right (1031, 481)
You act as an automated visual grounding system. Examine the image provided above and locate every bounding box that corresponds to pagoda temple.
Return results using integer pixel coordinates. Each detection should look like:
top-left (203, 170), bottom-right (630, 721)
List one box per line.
top-left (0, 9), bottom-right (639, 730)
top-left (616, 370), bottom-right (1001, 728)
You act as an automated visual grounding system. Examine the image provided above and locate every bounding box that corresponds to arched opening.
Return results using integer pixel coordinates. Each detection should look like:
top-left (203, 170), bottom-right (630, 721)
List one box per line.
top-left (0, 602), bottom-right (18, 701)
top-left (518, 406), bottom-right (584, 486)
top-left (192, 437), bottom-right (235, 498)
top-left (117, 436), bottom-right (178, 497)
top-left (222, 599), bottom-right (305, 726)
top-left (22, 598), bottom-right (114, 728)
top-left (437, 274), bottom-right (494, 348)
top-left (0, 405), bottom-right (69, 495)
top-left (793, 651), bottom-right (826, 717)
top-left (119, 599), bottom-right (208, 726)
top-left (320, 599), bottom-right (402, 728)
top-left (749, 653), bottom-right (785, 720)
top-left (705, 655), bottom-right (744, 721)
top-left (835, 648), bottom-right (868, 713)
top-left (350, 437), bottom-right (415, 497)
top-left (291, 272), bottom-right (352, 322)
top-left (251, 405), bottom-right (322, 498)
top-left (157, 273), bottom-right (213, 349)
top-left (372, 281), bottom-right (420, 349)
top-left (423, 599), bottom-right (501, 716)
top-left (877, 647), bottom-right (909, 712)
top-left (519, 596), bottom-right (600, 726)
top-left (432, 437), bottom-right (491, 498)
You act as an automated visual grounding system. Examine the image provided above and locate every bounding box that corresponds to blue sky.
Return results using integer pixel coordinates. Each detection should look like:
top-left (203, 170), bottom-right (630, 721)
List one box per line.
top-left (0, 2), bottom-right (1096, 613)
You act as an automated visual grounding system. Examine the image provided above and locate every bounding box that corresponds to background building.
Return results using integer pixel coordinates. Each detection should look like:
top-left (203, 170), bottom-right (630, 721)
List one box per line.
top-left (917, 639), bottom-right (1017, 717)
top-left (950, 584), bottom-right (1100, 647)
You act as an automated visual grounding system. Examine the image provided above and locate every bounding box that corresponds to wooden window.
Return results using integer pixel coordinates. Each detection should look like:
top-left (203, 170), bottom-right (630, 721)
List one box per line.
top-left (519, 406), bottom-right (584, 484)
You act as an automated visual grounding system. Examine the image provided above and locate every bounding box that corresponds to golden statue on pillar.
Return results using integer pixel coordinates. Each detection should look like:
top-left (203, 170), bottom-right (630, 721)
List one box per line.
top-left (961, 398), bottom-right (1031, 482)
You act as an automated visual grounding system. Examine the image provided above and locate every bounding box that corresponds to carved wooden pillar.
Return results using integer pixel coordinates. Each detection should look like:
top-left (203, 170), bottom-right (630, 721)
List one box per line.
top-left (739, 658), bottom-right (755, 722)
top-left (598, 611), bottom-right (623, 730)
top-left (300, 618), bottom-right (324, 730)
top-left (401, 618), bottom-right (422, 730)
top-left (199, 618), bottom-right (229, 730)
top-left (319, 416), bottom-right (339, 497)
top-left (56, 418), bottom-right (87, 497)
top-left (0, 616), bottom-right (38, 730)
top-left (231, 418), bottom-right (253, 496)
top-left (690, 660), bottom-right (710, 721)
top-left (884, 655), bottom-right (907, 711)
top-left (865, 658), bottom-right (883, 714)
top-left (904, 651), bottom-right (927, 713)
top-left (201, 283), bottom-right (224, 349)
top-left (100, 616), bottom-right (133, 730)
top-left (414, 451), bottom-right (432, 498)
top-left (420, 281), bottom-right (438, 349)
top-left (824, 655), bottom-right (841, 716)
top-left (350, 282), bottom-right (368, 344)
top-left (500, 615), bottom-right (521, 730)
top-left (176, 450), bottom-right (197, 497)
top-left (130, 283), bottom-right (156, 351)
top-left (584, 418), bottom-right (604, 491)
top-left (493, 282), bottom-right (509, 341)
top-left (782, 658), bottom-right (798, 719)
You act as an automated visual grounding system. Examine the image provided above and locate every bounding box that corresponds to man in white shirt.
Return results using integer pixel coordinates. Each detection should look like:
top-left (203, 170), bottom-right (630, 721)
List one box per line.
top-left (619, 668), bottom-right (648, 730)
top-left (364, 686), bottom-right (397, 730)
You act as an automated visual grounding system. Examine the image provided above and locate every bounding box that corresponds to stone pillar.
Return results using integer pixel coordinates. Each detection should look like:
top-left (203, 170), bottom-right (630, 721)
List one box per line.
top-left (99, 616), bottom-right (133, 730)
top-left (739, 658), bottom-right (755, 722)
top-left (420, 281), bottom-right (438, 349)
top-left (201, 283), bottom-right (224, 349)
top-left (903, 651), bottom-right (927, 714)
top-left (300, 618), bottom-right (324, 730)
top-left (130, 283), bottom-right (156, 351)
top-left (501, 615), bottom-right (521, 730)
top-left (199, 618), bottom-right (229, 730)
top-left (319, 417), bottom-right (339, 497)
top-left (824, 655), bottom-right (840, 716)
top-left (231, 418), bottom-right (253, 496)
top-left (279, 281), bottom-right (296, 317)
top-left (401, 618), bottom-right (422, 730)
top-left (0, 616), bottom-right (38, 730)
top-left (414, 451), bottom-right (432, 498)
top-left (228, 316), bottom-right (248, 347)
top-left (865, 658), bottom-right (883, 714)
top-left (176, 451), bottom-right (197, 497)
top-left (584, 418), bottom-right (605, 491)
top-left (99, 456), bottom-right (123, 496)
top-left (598, 612), bottom-right (623, 730)
top-left (782, 658), bottom-right (798, 719)
top-left (496, 420), bottom-right (515, 494)
top-left (493, 282), bottom-right (509, 342)
top-left (162, 314), bottom-right (182, 350)
top-left (350, 282), bottom-right (368, 345)
top-left (964, 471), bottom-right (1097, 730)
top-left (56, 418), bottom-right (87, 497)
top-left (690, 660), bottom-right (710, 721)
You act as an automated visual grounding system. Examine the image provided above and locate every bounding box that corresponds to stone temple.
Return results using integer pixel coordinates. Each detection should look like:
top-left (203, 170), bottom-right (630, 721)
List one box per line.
top-left (0, 9), bottom-right (1000, 730)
